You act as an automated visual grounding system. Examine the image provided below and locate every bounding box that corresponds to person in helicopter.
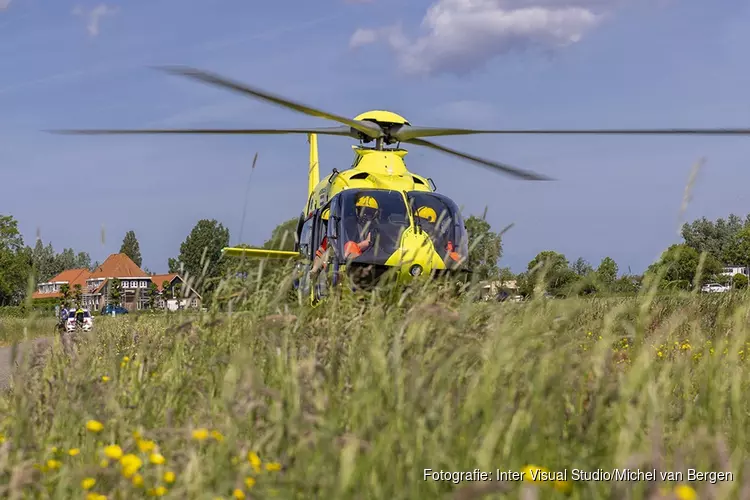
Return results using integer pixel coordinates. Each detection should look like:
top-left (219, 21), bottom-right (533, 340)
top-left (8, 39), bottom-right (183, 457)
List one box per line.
top-left (343, 194), bottom-right (377, 259)
top-left (413, 204), bottom-right (461, 263)
top-left (311, 210), bottom-right (331, 274)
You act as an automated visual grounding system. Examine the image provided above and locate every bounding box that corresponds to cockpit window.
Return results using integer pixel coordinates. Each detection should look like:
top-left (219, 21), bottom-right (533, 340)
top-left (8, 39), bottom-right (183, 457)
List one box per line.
top-left (407, 191), bottom-right (468, 266)
top-left (337, 189), bottom-right (409, 265)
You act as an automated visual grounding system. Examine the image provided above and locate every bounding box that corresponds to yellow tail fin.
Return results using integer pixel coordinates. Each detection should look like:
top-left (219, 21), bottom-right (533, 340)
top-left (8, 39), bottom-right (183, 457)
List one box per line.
top-left (308, 133), bottom-right (319, 199)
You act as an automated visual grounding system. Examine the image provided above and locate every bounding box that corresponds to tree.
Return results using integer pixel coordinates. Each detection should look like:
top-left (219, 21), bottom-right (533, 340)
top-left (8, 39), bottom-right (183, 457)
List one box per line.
top-left (162, 280), bottom-right (172, 300)
top-left (0, 215), bottom-right (31, 306)
top-left (464, 215), bottom-right (502, 281)
top-left (263, 217), bottom-right (299, 252)
top-left (596, 257), bottom-right (618, 286)
top-left (120, 230), bottom-right (143, 267)
top-left (169, 219), bottom-right (230, 295)
top-left (147, 282), bottom-right (159, 308)
top-left (646, 244), bottom-right (723, 290)
top-left (73, 284), bottom-right (83, 307)
top-left (571, 257), bottom-right (593, 276)
top-left (681, 214), bottom-right (747, 264)
top-left (60, 283), bottom-right (71, 307)
top-left (75, 251), bottom-right (91, 269)
top-left (522, 250), bottom-right (577, 297)
top-left (56, 248), bottom-right (77, 271)
top-left (30, 239), bottom-right (58, 283)
top-left (109, 278), bottom-right (122, 306)
top-left (733, 273), bottom-right (748, 290)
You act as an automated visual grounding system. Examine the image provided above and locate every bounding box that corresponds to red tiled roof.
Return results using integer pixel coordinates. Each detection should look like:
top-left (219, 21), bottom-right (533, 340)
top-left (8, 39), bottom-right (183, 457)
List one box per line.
top-left (32, 268), bottom-right (92, 300)
top-left (150, 273), bottom-right (179, 292)
top-left (89, 254), bottom-right (148, 279)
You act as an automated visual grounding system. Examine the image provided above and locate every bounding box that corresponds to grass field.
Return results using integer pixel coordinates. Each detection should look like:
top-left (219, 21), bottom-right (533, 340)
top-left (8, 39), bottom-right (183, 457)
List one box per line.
top-left (1, 279), bottom-right (749, 499)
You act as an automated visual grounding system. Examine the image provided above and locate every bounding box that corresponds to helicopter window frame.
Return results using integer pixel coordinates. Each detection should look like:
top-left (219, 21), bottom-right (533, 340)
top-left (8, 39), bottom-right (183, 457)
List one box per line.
top-left (298, 216), bottom-right (315, 260)
top-left (311, 200), bottom-right (335, 260)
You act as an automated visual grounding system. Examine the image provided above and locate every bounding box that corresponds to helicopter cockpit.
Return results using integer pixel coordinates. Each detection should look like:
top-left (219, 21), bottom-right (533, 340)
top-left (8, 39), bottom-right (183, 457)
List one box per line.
top-left (407, 191), bottom-right (469, 268)
top-left (330, 189), bottom-right (410, 266)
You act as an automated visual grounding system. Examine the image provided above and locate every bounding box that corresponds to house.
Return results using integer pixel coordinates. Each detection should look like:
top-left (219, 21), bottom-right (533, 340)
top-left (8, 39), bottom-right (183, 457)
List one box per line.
top-left (82, 253), bottom-right (202, 312)
top-left (722, 265), bottom-right (748, 277)
top-left (479, 279), bottom-right (518, 300)
top-left (32, 268), bottom-right (92, 302)
top-left (150, 273), bottom-right (202, 311)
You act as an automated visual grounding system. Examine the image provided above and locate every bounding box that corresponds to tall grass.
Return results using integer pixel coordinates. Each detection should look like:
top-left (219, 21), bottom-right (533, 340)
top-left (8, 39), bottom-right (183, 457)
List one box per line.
top-left (0, 277), bottom-right (748, 499)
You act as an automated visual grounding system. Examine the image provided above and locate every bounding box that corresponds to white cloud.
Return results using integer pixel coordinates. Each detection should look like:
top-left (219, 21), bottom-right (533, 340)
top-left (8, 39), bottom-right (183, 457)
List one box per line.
top-left (73, 3), bottom-right (119, 37)
top-left (350, 0), bottom-right (619, 76)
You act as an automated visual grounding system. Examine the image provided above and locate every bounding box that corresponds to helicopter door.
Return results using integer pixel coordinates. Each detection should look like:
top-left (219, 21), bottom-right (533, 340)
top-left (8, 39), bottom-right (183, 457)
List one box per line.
top-left (294, 216), bottom-right (315, 296)
top-left (311, 202), bottom-right (335, 303)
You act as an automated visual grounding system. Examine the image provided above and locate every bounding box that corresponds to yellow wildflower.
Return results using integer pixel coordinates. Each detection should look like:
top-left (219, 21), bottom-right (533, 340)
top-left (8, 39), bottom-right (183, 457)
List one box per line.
top-left (68, 448), bottom-right (80, 456)
top-left (86, 494), bottom-right (107, 500)
top-left (132, 474), bottom-right (144, 487)
top-left (674, 484), bottom-right (697, 500)
top-left (192, 428), bottom-right (209, 441)
top-left (122, 356), bottom-right (130, 362)
top-left (265, 462), bottom-right (282, 471)
top-left (81, 478), bottom-right (96, 490)
top-left (99, 459), bottom-right (109, 468)
top-left (163, 471), bottom-right (176, 484)
top-left (133, 430), bottom-right (142, 440)
top-left (147, 486), bottom-right (168, 497)
top-left (210, 430), bottom-right (224, 441)
top-left (101, 376), bottom-right (110, 382)
top-left (248, 452), bottom-right (261, 472)
top-left (46, 459), bottom-right (62, 470)
top-left (0, 433), bottom-right (5, 444)
top-left (86, 420), bottom-right (104, 433)
top-left (149, 453), bottom-right (166, 465)
top-left (49, 446), bottom-right (59, 453)
top-left (554, 479), bottom-right (573, 494)
top-left (233, 489), bottom-right (246, 499)
top-left (120, 454), bottom-right (143, 478)
top-left (137, 439), bottom-right (156, 453)
top-left (245, 477), bottom-right (256, 488)
top-left (104, 445), bottom-right (123, 460)
top-left (521, 465), bottom-right (548, 482)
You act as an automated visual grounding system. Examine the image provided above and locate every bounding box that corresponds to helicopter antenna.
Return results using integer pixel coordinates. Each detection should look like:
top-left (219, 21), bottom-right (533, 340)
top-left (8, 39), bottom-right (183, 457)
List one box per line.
top-left (237, 152), bottom-right (259, 245)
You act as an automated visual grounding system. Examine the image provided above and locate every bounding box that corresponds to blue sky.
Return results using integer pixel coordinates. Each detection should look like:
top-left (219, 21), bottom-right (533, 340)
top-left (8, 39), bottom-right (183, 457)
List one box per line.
top-left (2, 0), bottom-right (750, 275)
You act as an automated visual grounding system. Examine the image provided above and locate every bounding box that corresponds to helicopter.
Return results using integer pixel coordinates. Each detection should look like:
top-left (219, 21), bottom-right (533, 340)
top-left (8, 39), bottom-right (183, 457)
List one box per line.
top-left (52, 66), bottom-right (750, 305)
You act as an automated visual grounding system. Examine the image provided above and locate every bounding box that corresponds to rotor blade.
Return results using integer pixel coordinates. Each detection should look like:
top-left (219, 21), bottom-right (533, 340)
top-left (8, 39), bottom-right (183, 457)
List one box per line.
top-left (395, 126), bottom-right (750, 141)
top-left (48, 126), bottom-right (356, 137)
top-left (405, 138), bottom-right (553, 181)
top-left (155, 66), bottom-right (383, 139)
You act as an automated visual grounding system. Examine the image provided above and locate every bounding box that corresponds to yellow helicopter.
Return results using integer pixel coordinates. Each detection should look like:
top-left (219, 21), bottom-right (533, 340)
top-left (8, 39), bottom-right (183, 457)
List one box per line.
top-left (53, 66), bottom-right (750, 304)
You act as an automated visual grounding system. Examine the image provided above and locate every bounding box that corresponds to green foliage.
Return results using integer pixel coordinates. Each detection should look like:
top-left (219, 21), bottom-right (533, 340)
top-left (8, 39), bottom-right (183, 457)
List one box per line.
top-left (73, 284), bottom-right (83, 307)
top-left (28, 239), bottom-right (92, 285)
top-left (120, 230), bottom-right (143, 268)
top-left (169, 219), bottom-right (230, 296)
top-left (262, 217), bottom-right (299, 252)
top-left (733, 273), bottom-right (748, 290)
top-left (147, 282), bottom-right (159, 308)
top-left (464, 215), bottom-right (502, 280)
top-left (0, 215), bottom-right (30, 306)
top-left (596, 256), bottom-right (618, 285)
top-left (2, 284), bottom-right (750, 498)
top-left (109, 278), bottom-right (122, 305)
top-left (646, 244), bottom-right (723, 290)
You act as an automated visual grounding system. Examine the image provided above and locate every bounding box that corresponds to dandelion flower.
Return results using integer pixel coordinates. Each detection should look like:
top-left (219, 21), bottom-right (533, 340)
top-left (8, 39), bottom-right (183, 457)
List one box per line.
top-left (86, 494), bottom-right (107, 500)
top-left (68, 448), bottom-right (80, 456)
top-left (149, 453), bottom-right (166, 465)
top-left (674, 484), bottom-right (697, 500)
top-left (521, 465), bottom-right (547, 482)
top-left (554, 479), bottom-right (573, 493)
top-left (86, 420), bottom-right (104, 433)
top-left (265, 462), bottom-right (282, 471)
top-left (120, 454), bottom-right (143, 478)
top-left (147, 486), bottom-right (167, 497)
top-left (210, 430), bottom-right (224, 441)
top-left (132, 474), bottom-right (144, 487)
top-left (192, 428), bottom-right (209, 441)
top-left (46, 459), bottom-right (62, 470)
top-left (101, 376), bottom-right (110, 382)
top-left (163, 471), bottom-right (176, 484)
top-left (104, 445), bottom-right (123, 460)
top-left (245, 477), bottom-right (256, 488)
top-left (137, 439), bottom-right (156, 453)
top-left (233, 489), bottom-right (246, 499)
top-left (81, 478), bottom-right (96, 490)
top-left (122, 356), bottom-right (130, 362)
top-left (0, 433), bottom-right (5, 444)
top-left (247, 452), bottom-right (261, 472)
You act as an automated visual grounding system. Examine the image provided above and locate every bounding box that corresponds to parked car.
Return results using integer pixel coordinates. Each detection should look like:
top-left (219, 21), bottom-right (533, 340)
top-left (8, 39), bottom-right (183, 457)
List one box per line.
top-left (701, 283), bottom-right (730, 293)
top-left (66, 308), bottom-right (93, 332)
top-left (101, 304), bottom-right (129, 315)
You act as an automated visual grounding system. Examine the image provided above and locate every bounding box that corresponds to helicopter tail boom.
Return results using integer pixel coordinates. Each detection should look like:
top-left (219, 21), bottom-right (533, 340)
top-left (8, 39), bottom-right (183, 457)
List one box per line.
top-left (222, 247), bottom-right (299, 259)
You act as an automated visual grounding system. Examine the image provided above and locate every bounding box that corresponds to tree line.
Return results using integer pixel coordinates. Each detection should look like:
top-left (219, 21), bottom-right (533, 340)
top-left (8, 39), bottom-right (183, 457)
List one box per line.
top-left (2, 210), bottom-right (748, 306)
